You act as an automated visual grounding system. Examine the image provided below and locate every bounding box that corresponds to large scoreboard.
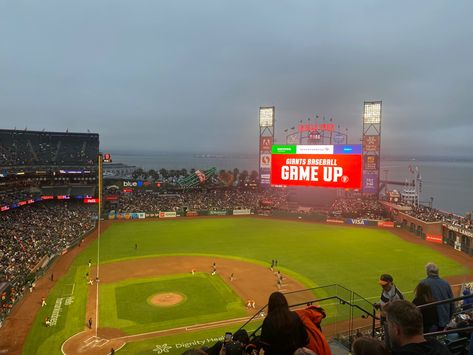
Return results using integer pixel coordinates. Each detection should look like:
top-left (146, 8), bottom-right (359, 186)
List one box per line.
top-left (271, 144), bottom-right (362, 188)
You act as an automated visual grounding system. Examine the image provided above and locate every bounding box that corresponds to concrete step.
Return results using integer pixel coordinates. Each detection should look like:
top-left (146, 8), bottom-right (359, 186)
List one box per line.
top-left (329, 339), bottom-right (350, 355)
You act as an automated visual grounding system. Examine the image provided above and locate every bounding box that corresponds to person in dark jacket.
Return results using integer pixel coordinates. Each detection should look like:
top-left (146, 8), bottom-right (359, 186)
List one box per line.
top-left (260, 292), bottom-right (309, 355)
top-left (412, 282), bottom-right (439, 333)
top-left (420, 263), bottom-right (454, 329)
top-left (384, 300), bottom-right (451, 355)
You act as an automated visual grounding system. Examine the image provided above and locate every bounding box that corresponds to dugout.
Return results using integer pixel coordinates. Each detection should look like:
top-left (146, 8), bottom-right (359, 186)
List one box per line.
top-left (443, 224), bottom-right (473, 255)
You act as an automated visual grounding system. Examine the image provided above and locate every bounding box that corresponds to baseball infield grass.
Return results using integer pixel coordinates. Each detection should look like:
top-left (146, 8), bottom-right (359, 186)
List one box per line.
top-left (99, 273), bottom-right (246, 334)
top-left (23, 217), bottom-right (470, 354)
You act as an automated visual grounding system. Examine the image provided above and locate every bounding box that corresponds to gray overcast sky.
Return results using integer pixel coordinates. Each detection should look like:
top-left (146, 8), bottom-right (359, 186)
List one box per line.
top-left (0, 0), bottom-right (472, 157)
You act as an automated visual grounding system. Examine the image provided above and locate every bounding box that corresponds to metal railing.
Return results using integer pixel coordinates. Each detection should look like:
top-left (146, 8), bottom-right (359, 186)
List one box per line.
top-left (235, 284), bottom-right (378, 350)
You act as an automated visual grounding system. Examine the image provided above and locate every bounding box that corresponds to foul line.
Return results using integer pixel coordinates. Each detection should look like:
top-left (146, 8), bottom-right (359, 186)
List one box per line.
top-left (114, 315), bottom-right (257, 341)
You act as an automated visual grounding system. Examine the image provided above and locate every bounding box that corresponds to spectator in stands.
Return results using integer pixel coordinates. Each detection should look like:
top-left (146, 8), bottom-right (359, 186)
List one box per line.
top-left (412, 282), bottom-right (439, 333)
top-left (260, 291), bottom-right (309, 355)
top-left (0, 200), bottom-right (95, 320)
top-left (375, 274), bottom-right (404, 347)
top-left (351, 336), bottom-right (388, 355)
top-left (384, 300), bottom-right (451, 354)
top-left (112, 188), bottom-right (290, 214)
top-left (420, 263), bottom-right (454, 330)
top-left (461, 287), bottom-right (473, 311)
top-left (294, 305), bottom-right (331, 355)
top-left (205, 329), bottom-right (249, 355)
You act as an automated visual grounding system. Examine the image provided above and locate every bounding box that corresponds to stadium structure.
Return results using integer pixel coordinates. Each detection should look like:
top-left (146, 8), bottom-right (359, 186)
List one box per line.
top-left (1, 104), bottom-right (473, 355)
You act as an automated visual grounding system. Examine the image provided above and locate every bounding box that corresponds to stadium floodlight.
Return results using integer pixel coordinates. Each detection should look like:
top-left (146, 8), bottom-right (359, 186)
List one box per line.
top-left (363, 101), bottom-right (382, 124)
top-left (259, 107), bottom-right (274, 127)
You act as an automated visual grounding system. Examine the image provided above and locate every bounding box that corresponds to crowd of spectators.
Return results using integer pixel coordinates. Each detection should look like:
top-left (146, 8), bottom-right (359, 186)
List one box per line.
top-left (0, 190), bottom-right (40, 207)
top-left (0, 201), bottom-right (96, 321)
top-left (404, 205), bottom-right (446, 223)
top-left (328, 198), bottom-right (388, 220)
top-left (185, 264), bottom-right (470, 355)
top-left (0, 129), bottom-right (98, 167)
top-left (405, 205), bottom-right (473, 231)
top-left (110, 188), bottom-right (291, 213)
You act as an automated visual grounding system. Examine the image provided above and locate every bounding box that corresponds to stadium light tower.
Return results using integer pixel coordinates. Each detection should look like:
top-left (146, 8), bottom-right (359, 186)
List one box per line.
top-left (362, 101), bottom-right (382, 197)
top-left (258, 107), bottom-right (275, 187)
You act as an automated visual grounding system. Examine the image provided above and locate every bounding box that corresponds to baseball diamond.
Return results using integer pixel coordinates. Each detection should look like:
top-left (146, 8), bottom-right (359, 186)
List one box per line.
top-left (1, 217), bottom-right (472, 355)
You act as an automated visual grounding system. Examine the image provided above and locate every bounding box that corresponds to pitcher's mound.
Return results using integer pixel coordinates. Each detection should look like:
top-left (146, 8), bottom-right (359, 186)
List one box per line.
top-left (148, 292), bottom-right (184, 307)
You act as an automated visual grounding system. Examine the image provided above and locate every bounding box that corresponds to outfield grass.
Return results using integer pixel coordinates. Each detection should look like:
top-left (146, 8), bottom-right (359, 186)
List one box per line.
top-left (23, 217), bottom-right (470, 354)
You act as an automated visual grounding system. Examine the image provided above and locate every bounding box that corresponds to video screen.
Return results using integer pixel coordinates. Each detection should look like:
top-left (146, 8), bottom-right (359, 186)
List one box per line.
top-left (271, 144), bottom-right (363, 188)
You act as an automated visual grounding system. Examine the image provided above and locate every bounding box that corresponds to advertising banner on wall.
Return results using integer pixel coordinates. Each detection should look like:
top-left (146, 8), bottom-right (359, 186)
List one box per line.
top-left (209, 210), bottom-right (228, 216)
top-left (270, 145), bottom-right (362, 188)
top-left (233, 209), bottom-right (251, 215)
top-left (378, 221), bottom-right (395, 228)
top-left (426, 235), bottom-right (443, 244)
top-left (362, 173), bottom-right (378, 193)
top-left (345, 219), bottom-right (369, 225)
top-left (159, 211), bottom-right (177, 218)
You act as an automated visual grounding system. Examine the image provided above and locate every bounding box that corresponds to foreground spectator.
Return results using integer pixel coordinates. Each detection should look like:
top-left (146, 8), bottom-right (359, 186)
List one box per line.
top-left (420, 263), bottom-right (454, 329)
top-left (260, 292), bottom-right (309, 355)
top-left (375, 274), bottom-right (404, 347)
top-left (412, 282), bottom-right (438, 333)
top-left (294, 305), bottom-right (331, 355)
top-left (352, 336), bottom-right (388, 355)
top-left (384, 300), bottom-right (451, 354)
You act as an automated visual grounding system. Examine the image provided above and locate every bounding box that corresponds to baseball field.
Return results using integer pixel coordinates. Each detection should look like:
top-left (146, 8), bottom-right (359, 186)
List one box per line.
top-left (15, 217), bottom-right (472, 354)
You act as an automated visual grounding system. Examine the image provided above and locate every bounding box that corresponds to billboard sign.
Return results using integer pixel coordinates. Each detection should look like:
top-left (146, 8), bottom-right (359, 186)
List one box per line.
top-left (363, 135), bottom-right (380, 152)
top-left (260, 168), bottom-right (271, 186)
top-left (271, 145), bottom-right (362, 188)
top-left (362, 172), bottom-right (378, 193)
top-left (259, 107), bottom-right (274, 127)
top-left (260, 137), bottom-right (273, 151)
top-left (363, 155), bottom-right (378, 170)
top-left (260, 153), bottom-right (271, 169)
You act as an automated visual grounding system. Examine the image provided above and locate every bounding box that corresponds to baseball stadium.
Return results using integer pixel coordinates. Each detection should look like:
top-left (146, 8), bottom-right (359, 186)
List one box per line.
top-left (1, 105), bottom-right (473, 355)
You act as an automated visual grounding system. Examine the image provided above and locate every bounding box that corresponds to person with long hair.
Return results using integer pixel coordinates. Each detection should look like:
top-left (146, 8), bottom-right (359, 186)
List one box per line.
top-left (412, 282), bottom-right (439, 333)
top-left (260, 292), bottom-right (309, 355)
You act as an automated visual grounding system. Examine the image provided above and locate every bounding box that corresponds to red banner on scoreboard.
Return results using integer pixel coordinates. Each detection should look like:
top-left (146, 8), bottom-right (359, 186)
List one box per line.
top-left (84, 198), bottom-right (99, 204)
top-left (271, 154), bottom-right (362, 188)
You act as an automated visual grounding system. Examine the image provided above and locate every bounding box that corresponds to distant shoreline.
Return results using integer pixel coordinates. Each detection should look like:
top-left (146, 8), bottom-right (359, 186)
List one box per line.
top-left (108, 151), bottom-right (473, 163)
